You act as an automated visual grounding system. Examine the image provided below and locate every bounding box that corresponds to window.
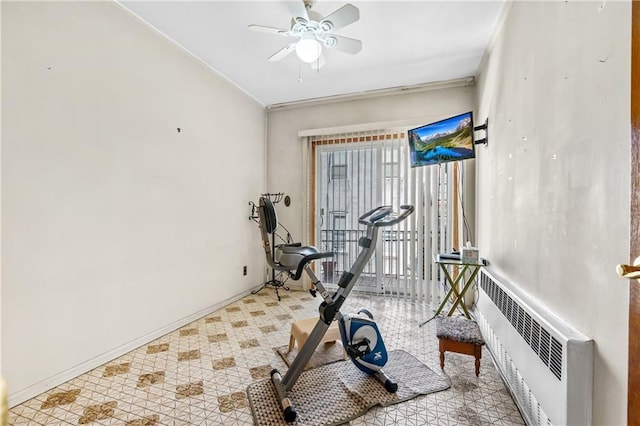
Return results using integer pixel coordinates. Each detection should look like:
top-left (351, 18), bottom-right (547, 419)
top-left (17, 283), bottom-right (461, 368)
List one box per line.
top-left (330, 152), bottom-right (348, 180)
top-left (331, 212), bottom-right (347, 251)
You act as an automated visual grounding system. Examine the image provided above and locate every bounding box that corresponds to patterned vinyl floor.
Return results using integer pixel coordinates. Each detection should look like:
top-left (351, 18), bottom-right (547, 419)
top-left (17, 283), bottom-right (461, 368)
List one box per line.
top-left (8, 288), bottom-right (525, 425)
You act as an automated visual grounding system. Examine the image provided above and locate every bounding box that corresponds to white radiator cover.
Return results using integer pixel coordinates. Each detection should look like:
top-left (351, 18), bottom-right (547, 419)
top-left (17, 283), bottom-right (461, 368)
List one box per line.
top-left (475, 268), bottom-right (593, 426)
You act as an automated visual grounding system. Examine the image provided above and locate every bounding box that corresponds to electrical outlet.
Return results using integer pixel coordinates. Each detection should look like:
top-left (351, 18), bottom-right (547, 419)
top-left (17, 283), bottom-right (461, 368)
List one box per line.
top-left (243, 266), bottom-right (247, 276)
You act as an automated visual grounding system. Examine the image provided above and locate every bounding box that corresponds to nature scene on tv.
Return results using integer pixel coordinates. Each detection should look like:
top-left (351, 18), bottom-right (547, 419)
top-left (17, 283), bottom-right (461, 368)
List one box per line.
top-left (408, 112), bottom-right (474, 167)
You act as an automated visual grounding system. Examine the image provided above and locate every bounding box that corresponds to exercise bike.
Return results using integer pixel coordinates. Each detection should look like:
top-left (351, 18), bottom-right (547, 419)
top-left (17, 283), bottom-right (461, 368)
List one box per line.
top-left (270, 204), bottom-right (414, 422)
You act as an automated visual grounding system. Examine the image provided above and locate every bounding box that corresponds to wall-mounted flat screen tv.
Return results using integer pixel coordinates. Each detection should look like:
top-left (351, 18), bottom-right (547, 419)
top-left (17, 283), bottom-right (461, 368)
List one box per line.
top-left (408, 112), bottom-right (475, 168)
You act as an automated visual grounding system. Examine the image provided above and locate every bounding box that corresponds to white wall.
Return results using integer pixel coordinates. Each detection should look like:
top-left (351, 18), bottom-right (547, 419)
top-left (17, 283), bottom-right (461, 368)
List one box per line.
top-left (267, 84), bottom-right (476, 258)
top-left (2, 1), bottom-right (266, 403)
top-left (475, 1), bottom-right (630, 424)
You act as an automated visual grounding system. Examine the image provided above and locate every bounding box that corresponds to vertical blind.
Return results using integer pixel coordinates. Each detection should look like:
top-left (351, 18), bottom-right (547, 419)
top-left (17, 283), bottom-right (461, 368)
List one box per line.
top-left (305, 129), bottom-right (457, 304)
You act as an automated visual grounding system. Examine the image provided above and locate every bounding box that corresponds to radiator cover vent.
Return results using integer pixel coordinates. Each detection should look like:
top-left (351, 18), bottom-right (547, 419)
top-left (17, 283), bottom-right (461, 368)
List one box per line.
top-left (480, 273), bottom-right (563, 380)
top-left (476, 268), bottom-right (593, 426)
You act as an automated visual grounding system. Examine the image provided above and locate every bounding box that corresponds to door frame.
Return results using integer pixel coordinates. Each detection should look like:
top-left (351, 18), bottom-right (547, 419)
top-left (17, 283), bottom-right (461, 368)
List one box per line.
top-left (629, 0), bottom-right (639, 422)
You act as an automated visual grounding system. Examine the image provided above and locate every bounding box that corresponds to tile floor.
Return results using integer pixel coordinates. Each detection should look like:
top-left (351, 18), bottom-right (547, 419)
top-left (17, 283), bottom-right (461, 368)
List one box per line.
top-left (8, 288), bottom-right (525, 425)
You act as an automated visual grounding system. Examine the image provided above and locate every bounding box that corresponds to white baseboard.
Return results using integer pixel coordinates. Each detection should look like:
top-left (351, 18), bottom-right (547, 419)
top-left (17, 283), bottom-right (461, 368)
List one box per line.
top-left (8, 286), bottom-right (260, 408)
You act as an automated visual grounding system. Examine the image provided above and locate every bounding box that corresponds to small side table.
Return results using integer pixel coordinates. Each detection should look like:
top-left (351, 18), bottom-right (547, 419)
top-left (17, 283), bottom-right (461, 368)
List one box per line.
top-left (419, 254), bottom-right (484, 327)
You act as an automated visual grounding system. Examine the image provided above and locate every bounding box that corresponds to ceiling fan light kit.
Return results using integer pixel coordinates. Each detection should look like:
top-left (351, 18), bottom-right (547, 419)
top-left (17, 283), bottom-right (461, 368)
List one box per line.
top-left (296, 35), bottom-right (322, 63)
top-left (248, 1), bottom-right (362, 69)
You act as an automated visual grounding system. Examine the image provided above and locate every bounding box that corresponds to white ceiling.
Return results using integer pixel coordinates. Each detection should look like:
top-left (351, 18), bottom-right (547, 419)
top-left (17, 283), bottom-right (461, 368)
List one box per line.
top-left (118, 1), bottom-right (505, 107)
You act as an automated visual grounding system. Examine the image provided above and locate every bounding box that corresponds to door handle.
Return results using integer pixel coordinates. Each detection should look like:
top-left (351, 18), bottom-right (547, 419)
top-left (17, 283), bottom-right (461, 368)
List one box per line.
top-left (617, 256), bottom-right (640, 280)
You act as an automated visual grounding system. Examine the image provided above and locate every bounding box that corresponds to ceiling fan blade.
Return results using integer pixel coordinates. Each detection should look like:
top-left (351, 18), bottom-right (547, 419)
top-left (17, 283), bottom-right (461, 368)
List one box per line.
top-left (248, 24), bottom-right (291, 36)
top-left (310, 54), bottom-right (326, 70)
top-left (268, 43), bottom-right (297, 62)
top-left (290, 0), bottom-right (310, 23)
top-left (320, 4), bottom-right (359, 31)
top-left (329, 35), bottom-right (362, 55)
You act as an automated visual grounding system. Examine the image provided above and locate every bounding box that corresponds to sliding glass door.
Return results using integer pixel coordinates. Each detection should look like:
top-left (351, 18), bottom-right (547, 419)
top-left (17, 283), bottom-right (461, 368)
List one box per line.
top-left (310, 131), bottom-right (456, 302)
top-left (315, 144), bottom-right (379, 292)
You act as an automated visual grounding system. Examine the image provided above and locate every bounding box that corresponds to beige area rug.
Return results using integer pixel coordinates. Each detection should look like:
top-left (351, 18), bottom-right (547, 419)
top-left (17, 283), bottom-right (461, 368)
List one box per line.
top-left (276, 342), bottom-right (346, 371)
top-left (247, 350), bottom-right (450, 426)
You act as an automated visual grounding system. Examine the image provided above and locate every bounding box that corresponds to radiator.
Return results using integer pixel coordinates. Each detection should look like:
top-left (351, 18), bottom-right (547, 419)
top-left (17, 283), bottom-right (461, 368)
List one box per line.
top-left (475, 268), bottom-right (593, 426)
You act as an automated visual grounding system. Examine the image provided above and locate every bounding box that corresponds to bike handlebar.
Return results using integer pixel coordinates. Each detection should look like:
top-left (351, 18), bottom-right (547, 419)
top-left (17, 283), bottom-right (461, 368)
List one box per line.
top-left (358, 204), bottom-right (415, 227)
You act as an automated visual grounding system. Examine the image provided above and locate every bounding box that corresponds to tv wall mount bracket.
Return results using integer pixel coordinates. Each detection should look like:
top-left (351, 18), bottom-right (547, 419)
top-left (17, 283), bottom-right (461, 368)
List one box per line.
top-left (474, 118), bottom-right (489, 146)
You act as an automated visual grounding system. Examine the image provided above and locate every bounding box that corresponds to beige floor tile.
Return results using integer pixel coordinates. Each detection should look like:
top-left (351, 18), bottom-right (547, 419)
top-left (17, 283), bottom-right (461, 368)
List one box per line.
top-left (8, 290), bottom-right (524, 425)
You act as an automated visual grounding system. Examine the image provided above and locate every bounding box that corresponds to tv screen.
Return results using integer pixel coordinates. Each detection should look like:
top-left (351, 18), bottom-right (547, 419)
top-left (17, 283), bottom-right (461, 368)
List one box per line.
top-left (408, 112), bottom-right (475, 168)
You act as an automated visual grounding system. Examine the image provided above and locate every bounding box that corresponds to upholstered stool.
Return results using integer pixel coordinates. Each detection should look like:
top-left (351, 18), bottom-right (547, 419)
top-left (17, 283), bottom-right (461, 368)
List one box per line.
top-left (288, 317), bottom-right (342, 353)
top-left (436, 316), bottom-right (485, 377)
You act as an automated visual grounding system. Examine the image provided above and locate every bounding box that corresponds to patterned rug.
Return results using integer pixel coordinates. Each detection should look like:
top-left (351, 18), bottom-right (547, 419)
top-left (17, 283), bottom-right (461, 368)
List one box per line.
top-left (247, 350), bottom-right (450, 425)
top-left (276, 342), bottom-right (346, 371)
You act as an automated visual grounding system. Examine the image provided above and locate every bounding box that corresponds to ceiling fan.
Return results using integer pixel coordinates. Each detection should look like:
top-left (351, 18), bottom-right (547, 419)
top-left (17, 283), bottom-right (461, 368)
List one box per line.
top-left (248, 1), bottom-right (362, 69)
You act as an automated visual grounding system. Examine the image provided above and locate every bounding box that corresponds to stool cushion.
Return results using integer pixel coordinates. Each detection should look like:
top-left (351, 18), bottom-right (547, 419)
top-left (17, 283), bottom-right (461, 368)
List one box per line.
top-left (436, 316), bottom-right (485, 345)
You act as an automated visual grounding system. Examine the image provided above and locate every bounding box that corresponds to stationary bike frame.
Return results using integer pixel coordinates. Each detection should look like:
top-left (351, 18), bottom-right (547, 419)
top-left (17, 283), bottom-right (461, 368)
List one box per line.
top-left (270, 204), bottom-right (414, 422)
